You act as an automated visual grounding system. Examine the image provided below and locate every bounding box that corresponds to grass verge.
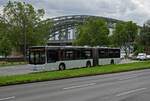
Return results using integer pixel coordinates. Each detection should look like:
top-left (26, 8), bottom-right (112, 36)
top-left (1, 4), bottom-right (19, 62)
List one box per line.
top-left (0, 61), bottom-right (149, 86)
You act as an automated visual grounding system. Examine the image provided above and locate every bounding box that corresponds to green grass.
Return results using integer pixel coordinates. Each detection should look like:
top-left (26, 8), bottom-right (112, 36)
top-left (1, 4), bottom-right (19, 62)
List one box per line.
top-left (0, 62), bottom-right (27, 68)
top-left (0, 61), bottom-right (149, 86)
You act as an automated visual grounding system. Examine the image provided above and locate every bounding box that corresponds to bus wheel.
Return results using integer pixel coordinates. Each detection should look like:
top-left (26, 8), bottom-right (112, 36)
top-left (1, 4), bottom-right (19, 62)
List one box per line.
top-left (59, 63), bottom-right (65, 70)
top-left (86, 61), bottom-right (91, 67)
top-left (110, 59), bottom-right (114, 64)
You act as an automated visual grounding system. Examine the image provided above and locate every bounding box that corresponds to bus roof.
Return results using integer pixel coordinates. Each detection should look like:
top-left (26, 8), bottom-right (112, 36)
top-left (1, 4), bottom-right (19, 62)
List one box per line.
top-left (30, 46), bottom-right (120, 50)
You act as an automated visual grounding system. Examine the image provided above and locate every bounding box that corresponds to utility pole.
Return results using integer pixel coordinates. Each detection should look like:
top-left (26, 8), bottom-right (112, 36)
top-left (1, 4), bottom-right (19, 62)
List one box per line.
top-left (23, 17), bottom-right (27, 61)
top-left (24, 30), bottom-right (27, 61)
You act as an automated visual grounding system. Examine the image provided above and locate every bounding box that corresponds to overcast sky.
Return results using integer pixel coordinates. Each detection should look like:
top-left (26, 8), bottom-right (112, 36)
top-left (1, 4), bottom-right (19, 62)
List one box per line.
top-left (0, 0), bottom-right (150, 25)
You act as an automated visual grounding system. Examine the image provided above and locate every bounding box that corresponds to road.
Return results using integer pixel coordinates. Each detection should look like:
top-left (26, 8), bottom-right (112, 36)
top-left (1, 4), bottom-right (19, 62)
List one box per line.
top-left (0, 69), bottom-right (150, 101)
top-left (0, 59), bottom-right (139, 76)
top-left (0, 65), bottom-right (34, 76)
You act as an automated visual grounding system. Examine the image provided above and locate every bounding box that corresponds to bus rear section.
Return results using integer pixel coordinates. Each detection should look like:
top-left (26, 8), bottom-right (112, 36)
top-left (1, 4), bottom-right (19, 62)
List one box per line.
top-left (97, 48), bottom-right (120, 65)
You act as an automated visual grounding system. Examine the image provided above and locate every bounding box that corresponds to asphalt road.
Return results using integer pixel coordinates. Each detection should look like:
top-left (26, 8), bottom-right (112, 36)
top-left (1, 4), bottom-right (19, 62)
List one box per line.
top-left (0, 69), bottom-right (150, 101)
top-left (0, 65), bottom-right (34, 76)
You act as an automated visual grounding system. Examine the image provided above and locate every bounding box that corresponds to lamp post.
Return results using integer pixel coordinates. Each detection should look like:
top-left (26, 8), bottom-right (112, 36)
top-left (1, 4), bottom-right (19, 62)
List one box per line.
top-left (23, 18), bottom-right (27, 61)
top-left (24, 31), bottom-right (27, 61)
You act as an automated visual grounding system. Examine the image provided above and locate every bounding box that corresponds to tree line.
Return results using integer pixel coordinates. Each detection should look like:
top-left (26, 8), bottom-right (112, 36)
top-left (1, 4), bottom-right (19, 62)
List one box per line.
top-left (74, 18), bottom-right (150, 57)
top-left (0, 1), bottom-right (149, 58)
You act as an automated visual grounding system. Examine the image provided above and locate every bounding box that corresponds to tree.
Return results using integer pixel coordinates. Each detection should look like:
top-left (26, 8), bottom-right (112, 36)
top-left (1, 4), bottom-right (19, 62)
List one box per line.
top-left (0, 1), bottom-right (51, 56)
top-left (134, 20), bottom-right (150, 54)
top-left (0, 37), bottom-right (12, 57)
top-left (112, 21), bottom-right (138, 57)
top-left (0, 20), bottom-right (12, 57)
top-left (74, 18), bottom-right (109, 46)
top-left (140, 22), bottom-right (150, 47)
top-left (111, 22), bottom-right (125, 47)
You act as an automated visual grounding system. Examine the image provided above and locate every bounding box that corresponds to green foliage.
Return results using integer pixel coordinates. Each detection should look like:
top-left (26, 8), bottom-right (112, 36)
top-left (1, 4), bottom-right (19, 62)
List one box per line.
top-left (134, 20), bottom-right (150, 54)
top-left (139, 23), bottom-right (150, 47)
top-left (74, 18), bottom-right (109, 46)
top-left (112, 21), bottom-right (138, 56)
top-left (0, 37), bottom-right (12, 57)
top-left (0, 21), bottom-right (12, 56)
top-left (0, 1), bottom-right (51, 55)
top-left (112, 21), bottom-right (138, 46)
top-left (111, 22), bottom-right (125, 47)
top-left (134, 45), bottom-right (144, 55)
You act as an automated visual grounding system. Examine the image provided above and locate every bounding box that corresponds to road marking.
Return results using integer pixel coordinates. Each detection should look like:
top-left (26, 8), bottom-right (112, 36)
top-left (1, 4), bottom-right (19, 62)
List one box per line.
top-left (116, 88), bottom-right (147, 97)
top-left (63, 83), bottom-right (96, 90)
top-left (119, 75), bottom-right (138, 80)
top-left (0, 96), bottom-right (15, 101)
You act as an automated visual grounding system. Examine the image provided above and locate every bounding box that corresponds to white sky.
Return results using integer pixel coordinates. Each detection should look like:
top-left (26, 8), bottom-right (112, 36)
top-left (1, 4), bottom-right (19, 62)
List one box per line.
top-left (0, 0), bottom-right (150, 25)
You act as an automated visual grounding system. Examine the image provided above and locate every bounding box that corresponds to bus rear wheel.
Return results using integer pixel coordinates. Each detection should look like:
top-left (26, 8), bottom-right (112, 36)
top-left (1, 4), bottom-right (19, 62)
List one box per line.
top-left (59, 63), bottom-right (65, 70)
top-left (86, 61), bottom-right (91, 67)
top-left (110, 59), bottom-right (114, 64)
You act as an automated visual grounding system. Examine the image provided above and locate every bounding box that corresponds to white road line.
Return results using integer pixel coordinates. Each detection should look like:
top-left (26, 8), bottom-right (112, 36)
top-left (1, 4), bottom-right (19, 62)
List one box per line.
top-left (119, 75), bottom-right (138, 80)
top-left (0, 96), bottom-right (15, 101)
top-left (63, 83), bottom-right (96, 90)
top-left (116, 88), bottom-right (147, 97)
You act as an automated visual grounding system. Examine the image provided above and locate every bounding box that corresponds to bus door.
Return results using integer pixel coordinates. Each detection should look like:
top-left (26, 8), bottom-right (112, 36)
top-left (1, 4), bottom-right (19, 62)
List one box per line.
top-left (29, 48), bottom-right (46, 65)
top-left (92, 48), bottom-right (98, 66)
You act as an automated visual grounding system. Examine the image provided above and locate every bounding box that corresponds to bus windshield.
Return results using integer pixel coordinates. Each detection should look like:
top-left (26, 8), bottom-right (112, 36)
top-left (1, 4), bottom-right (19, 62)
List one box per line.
top-left (29, 48), bottom-right (46, 65)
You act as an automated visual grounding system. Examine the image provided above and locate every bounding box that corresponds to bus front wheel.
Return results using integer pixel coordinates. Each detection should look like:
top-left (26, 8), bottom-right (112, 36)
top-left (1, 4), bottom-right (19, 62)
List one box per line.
top-left (59, 63), bottom-right (66, 70)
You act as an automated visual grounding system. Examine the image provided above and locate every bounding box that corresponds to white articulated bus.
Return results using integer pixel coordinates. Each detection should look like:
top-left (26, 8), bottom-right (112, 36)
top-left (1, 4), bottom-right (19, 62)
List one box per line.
top-left (28, 46), bottom-right (120, 71)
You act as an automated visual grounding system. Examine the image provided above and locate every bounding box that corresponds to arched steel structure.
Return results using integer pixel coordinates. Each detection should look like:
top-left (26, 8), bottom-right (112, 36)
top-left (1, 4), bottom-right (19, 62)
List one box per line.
top-left (48, 15), bottom-right (121, 46)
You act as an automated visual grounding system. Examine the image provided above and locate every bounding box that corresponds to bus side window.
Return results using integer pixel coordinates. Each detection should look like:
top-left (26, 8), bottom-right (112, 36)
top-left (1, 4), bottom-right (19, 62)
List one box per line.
top-left (64, 50), bottom-right (74, 60)
top-left (108, 49), bottom-right (114, 58)
top-left (75, 50), bottom-right (81, 60)
top-left (47, 50), bottom-right (58, 63)
top-left (39, 52), bottom-right (46, 64)
top-left (85, 50), bottom-right (92, 59)
top-left (114, 49), bottom-right (120, 58)
top-left (80, 51), bottom-right (86, 59)
top-left (99, 49), bottom-right (108, 58)
top-left (29, 52), bottom-right (34, 64)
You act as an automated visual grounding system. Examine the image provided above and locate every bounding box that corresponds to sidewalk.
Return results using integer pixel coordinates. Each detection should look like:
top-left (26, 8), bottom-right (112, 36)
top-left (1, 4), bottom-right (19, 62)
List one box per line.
top-left (0, 65), bottom-right (34, 76)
